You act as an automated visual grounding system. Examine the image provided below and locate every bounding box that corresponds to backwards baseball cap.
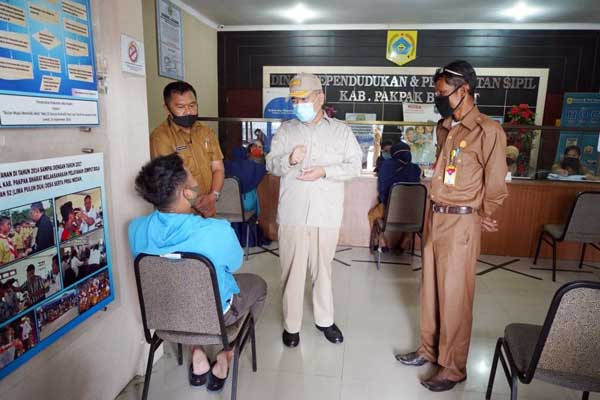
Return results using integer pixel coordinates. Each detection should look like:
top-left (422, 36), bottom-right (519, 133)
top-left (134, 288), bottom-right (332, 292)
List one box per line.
top-left (289, 73), bottom-right (322, 98)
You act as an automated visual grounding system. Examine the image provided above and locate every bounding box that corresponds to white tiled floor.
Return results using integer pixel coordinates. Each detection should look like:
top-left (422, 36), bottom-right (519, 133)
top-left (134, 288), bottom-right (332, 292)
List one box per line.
top-left (116, 245), bottom-right (600, 400)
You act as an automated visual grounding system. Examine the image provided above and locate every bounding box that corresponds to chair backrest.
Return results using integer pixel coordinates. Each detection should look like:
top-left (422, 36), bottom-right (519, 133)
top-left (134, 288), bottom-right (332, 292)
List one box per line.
top-left (216, 177), bottom-right (245, 221)
top-left (526, 281), bottom-right (600, 381)
top-left (384, 182), bottom-right (428, 230)
top-left (134, 252), bottom-right (228, 346)
top-left (563, 191), bottom-right (600, 242)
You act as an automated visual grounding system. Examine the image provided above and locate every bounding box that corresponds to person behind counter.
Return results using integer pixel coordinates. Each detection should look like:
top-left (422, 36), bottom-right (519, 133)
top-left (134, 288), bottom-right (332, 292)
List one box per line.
top-left (552, 145), bottom-right (599, 180)
top-left (374, 139), bottom-right (394, 174)
top-left (368, 142), bottom-right (422, 252)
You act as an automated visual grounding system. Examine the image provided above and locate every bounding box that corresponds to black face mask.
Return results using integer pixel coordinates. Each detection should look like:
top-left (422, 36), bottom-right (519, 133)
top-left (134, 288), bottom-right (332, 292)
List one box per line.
top-left (434, 86), bottom-right (465, 119)
top-left (506, 157), bottom-right (516, 166)
top-left (561, 157), bottom-right (580, 172)
top-left (169, 113), bottom-right (198, 128)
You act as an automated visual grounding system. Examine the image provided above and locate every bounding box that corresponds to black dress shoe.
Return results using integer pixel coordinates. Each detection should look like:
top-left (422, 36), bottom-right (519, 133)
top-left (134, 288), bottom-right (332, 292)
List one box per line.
top-left (316, 323), bottom-right (344, 344)
top-left (189, 362), bottom-right (209, 387)
top-left (395, 351), bottom-right (429, 366)
top-left (421, 376), bottom-right (466, 392)
top-left (207, 361), bottom-right (229, 392)
top-left (282, 330), bottom-right (300, 347)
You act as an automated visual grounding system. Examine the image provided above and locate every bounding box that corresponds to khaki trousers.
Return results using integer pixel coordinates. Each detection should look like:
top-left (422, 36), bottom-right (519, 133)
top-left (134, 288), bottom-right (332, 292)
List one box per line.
top-left (278, 224), bottom-right (339, 333)
top-left (417, 211), bottom-right (481, 381)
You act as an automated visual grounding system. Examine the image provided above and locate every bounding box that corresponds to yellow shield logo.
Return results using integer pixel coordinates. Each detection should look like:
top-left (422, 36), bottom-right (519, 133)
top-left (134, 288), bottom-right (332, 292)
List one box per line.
top-left (386, 31), bottom-right (418, 66)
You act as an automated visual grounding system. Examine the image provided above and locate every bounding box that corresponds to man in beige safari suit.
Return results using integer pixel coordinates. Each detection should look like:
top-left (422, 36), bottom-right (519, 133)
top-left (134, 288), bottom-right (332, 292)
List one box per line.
top-left (266, 73), bottom-right (362, 347)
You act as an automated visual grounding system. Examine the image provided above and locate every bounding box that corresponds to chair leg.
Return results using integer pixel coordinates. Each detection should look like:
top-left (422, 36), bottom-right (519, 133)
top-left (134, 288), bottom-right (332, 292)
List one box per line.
top-left (579, 243), bottom-right (587, 269)
top-left (141, 338), bottom-right (161, 400)
top-left (411, 232), bottom-right (416, 256)
top-left (245, 222), bottom-right (250, 261)
top-left (582, 391), bottom-right (590, 400)
top-left (177, 343), bottom-right (183, 366)
top-left (533, 230), bottom-right (544, 265)
top-left (510, 364), bottom-right (519, 400)
top-left (552, 238), bottom-right (557, 282)
top-left (250, 316), bottom-right (257, 372)
top-left (230, 345), bottom-right (241, 400)
top-left (377, 247), bottom-right (381, 270)
top-left (486, 338), bottom-right (503, 399)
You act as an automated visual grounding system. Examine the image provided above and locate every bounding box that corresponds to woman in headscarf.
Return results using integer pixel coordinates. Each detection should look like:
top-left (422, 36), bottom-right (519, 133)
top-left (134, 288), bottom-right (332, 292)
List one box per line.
top-left (368, 142), bottom-right (422, 251)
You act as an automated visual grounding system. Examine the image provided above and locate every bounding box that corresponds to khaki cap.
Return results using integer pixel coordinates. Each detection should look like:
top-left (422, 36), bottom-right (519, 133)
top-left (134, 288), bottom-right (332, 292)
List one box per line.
top-left (289, 73), bottom-right (322, 98)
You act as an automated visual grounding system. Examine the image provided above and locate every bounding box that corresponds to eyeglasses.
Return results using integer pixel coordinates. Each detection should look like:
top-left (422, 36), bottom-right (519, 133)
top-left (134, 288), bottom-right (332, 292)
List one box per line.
top-left (435, 67), bottom-right (464, 77)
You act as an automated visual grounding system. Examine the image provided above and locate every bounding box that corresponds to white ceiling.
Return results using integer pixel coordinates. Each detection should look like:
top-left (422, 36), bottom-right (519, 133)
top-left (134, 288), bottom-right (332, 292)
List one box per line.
top-left (180, 0), bottom-right (600, 28)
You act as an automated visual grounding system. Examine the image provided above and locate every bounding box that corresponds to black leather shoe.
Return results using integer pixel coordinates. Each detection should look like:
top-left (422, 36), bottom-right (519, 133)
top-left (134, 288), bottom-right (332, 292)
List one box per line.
top-left (395, 351), bottom-right (429, 366)
top-left (282, 330), bottom-right (300, 347)
top-left (207, 361), bottom-right (228, 392)
top-left (421, 377), bottom-right (466, 392)
top-left (316, 323), bottom-right (344, 344)
top-left (189, 361), bottom-right (209, 387)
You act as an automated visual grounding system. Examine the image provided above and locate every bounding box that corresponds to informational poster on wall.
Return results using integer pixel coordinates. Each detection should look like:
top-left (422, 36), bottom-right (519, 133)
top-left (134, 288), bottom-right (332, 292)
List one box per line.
top-left (0, 0), bottom-right (99, 127)
top-left (555, 93), bottom-right (600, 176)
top-left (0, 153), bottom-right (113, 379)
top-left (156, 0), bottom-right (184, 80)
top-left (345, 113), bottom-right (380, 170)
top-left (401, 103), bottom-right (439, 166)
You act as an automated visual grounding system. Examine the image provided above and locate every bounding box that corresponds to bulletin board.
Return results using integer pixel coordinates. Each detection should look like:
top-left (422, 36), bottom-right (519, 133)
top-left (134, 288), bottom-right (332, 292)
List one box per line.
top-left (0, 153), bottom-right (114, 379)
top-left (0, 0), bottom-right (99, 127)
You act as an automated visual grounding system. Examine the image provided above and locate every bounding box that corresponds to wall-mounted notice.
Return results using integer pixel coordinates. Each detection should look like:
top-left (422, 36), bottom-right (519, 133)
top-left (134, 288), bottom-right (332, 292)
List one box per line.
top-left (0, 153), bottom-right (114, 379)
top-left (156, 0), bottom-right (183, 80)
top-left (0, 0), bottom-right (99, 127)
top-left (121, 34), bottom-right (145, 76)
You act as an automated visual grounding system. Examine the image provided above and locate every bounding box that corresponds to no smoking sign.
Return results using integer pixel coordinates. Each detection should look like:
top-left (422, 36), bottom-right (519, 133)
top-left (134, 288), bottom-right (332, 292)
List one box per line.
top-left (121, 34), bottom-right (145, 76)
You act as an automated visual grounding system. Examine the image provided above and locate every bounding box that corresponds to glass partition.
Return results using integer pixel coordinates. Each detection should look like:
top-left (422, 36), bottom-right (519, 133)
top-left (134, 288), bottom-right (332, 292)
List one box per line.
top-left (199, 117), bottom-right (600, 183)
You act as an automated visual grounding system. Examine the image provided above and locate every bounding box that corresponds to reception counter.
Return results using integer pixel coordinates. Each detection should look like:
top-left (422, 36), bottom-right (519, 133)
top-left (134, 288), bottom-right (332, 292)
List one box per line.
top-left (257, 174), bottom-right (600, 261)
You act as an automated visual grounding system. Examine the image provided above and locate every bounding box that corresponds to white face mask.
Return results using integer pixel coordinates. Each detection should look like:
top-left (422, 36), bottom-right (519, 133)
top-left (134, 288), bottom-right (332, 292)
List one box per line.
top-left (293, 102), bottom-right (317, 123)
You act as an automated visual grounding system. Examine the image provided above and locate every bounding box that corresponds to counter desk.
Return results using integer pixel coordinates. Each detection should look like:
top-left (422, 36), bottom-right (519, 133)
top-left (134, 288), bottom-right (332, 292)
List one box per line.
top-left (257, 174), bottom-right (600, 261)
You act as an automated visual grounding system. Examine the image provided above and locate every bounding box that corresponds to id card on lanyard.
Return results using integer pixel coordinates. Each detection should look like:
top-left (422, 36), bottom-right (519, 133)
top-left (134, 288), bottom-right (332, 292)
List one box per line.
top-left (444, 140), bottom-right (467, 186)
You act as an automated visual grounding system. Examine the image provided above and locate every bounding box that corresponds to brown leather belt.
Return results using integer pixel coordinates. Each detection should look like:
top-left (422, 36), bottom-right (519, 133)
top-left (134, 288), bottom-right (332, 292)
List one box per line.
top-left (432, 203), bottom-right (476, 215)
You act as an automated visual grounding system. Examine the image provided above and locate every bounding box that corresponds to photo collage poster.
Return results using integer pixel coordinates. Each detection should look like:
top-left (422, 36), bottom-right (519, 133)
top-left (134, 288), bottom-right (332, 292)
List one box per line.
top-left (0, 153), bottom-right (113, 378)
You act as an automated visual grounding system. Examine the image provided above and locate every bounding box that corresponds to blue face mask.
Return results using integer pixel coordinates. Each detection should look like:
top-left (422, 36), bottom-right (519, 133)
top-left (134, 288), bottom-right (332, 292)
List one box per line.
top-left (382, 151), bottom-right (392, 160)
top-left (293, 102), bottom-right (317, 123)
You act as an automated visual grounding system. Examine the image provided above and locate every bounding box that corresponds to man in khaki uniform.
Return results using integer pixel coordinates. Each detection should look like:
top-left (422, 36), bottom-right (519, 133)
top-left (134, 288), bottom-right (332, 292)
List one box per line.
top-left (150, 81), bottom-right (224, 217)
top-left (396, 60), bottom-right (508, 392)
top-left (266, 73), bottom-right (362, 347)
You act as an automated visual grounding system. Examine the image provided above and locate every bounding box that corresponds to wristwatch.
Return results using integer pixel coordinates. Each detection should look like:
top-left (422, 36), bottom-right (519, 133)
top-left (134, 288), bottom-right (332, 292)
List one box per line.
top-left (212, 191), bottom-right (221, 201)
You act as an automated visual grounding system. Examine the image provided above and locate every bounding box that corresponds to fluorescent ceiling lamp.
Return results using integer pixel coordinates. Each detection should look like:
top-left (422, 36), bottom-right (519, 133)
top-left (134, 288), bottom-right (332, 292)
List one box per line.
top-left (280, 3), bottom-right (317, 23)
top-left (502, 2), bottom-right (540, 21)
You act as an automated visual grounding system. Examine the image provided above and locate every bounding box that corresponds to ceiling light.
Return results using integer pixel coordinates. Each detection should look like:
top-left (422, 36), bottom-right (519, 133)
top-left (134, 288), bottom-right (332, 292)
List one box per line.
top-left (502, 2), bottom-right (540, 21)
top-left (280, 4), bottom-right (317, 24)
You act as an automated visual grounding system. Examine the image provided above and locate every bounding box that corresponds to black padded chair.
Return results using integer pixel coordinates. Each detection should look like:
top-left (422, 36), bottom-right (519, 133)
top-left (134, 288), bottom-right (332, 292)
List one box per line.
top-left (532, 191), bottom-right (600, 281)
top-left (134, 252), bottom-right (257, 400)
top-left (370, 182), bottom-right (427, 270)
top-left (486, 280), bottom-right (600, 400)
top-left (215, 177), bottom-right (258, 260)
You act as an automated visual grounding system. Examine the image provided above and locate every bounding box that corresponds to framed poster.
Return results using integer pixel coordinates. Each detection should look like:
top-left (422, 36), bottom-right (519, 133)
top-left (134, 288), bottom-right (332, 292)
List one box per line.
top-left (156, 0), bottom-right (184, 80)
top-left (0, 153), bottom-right (114, 379)
top-left (0, 0), bottom-right (99, 127)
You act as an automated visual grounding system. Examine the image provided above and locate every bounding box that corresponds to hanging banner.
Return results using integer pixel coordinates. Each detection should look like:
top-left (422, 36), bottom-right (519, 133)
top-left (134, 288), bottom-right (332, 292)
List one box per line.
top-left (386, 31), bottom-right (417, 66)
top-left (0, 153), bottom-right (114, 379)
top-left (156, 0), bottom-right (184, 80)
top-left (0, 0), bottom-right (99, 127)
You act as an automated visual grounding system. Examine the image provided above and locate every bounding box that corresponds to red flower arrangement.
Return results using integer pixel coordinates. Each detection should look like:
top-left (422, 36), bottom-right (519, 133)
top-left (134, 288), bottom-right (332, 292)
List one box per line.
top-left (506, 104), bottom-right (536, 177)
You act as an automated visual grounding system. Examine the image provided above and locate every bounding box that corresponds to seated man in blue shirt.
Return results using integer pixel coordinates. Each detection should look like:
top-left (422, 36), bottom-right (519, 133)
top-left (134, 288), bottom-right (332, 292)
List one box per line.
top-left (129, 153), bottom-right (267, 391)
